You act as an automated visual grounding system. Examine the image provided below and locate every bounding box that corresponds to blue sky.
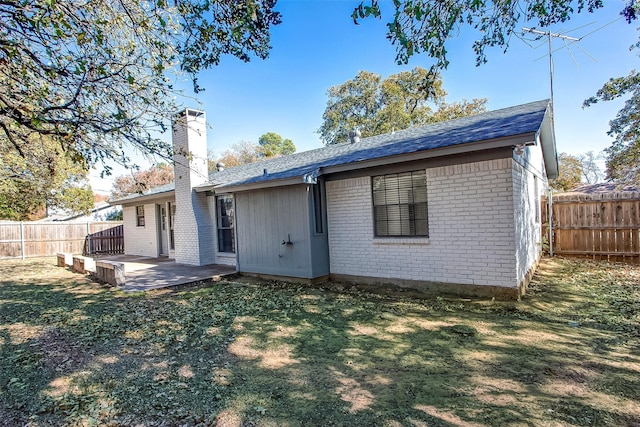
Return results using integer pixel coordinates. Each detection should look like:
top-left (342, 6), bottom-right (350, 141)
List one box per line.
top-left (91, 0), bottom-right (638, 193)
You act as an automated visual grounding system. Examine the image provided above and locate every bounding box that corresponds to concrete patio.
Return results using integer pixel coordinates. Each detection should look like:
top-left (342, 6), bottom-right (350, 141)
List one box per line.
top-left (91, 255), bottom-right (236, 292)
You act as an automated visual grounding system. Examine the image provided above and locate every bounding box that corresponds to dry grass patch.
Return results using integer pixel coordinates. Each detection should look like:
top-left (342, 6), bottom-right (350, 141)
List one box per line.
top-left (0, 257), bottom-right (639, 426)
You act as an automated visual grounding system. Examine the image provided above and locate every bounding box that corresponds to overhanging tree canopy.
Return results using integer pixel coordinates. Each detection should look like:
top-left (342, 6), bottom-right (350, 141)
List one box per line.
top-left (584, 70), bottom-right (640, 184)
top-left (352, 0), bottom-right (640, 184)
top-left (352, 0), bottom-right (609, 68)
top-left (3, 0), bottom-right (639, 188)
top-left (0, 0), bottom-right (281, 173)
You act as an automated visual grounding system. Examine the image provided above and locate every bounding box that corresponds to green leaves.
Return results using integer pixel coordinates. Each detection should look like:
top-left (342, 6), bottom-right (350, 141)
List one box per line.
top-left (177, 0), bottom-right (281, 80)
top-left (258, 132), bottom-right (296, 157)
top-left (584, 70), bottom-right (640, 184)
top-left (352, 1), bottom-right (607, 68)
top-left (348, 0), bottom-right (640, 184)
top-left (351, 2), bottom-right (381, 24)
top-left (0, 0), bottom-right (282, 181)
top-left (552, 152), bottom-right (584, 191)
top-left (349, 1), bottom-right (638, 185)
top-left (0, 135), bottom-right (94, 220)
top-left (212, 132), bottom-right (296, 170)
top-left (318, 67), bottom-right (486, 145)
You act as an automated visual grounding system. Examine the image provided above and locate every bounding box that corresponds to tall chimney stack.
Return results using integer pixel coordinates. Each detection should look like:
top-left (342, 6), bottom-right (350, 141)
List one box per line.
top-left (172, 109), bottom-right (214, 265)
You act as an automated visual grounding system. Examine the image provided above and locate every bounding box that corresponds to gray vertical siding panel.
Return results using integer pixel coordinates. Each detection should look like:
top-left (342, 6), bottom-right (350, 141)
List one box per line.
top-left (236, 185), bottom-right (315, 278)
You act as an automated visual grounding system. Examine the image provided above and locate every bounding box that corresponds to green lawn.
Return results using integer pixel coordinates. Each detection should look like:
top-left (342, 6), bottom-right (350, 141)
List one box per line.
top-left (0, 257), bottom-right (638, 426)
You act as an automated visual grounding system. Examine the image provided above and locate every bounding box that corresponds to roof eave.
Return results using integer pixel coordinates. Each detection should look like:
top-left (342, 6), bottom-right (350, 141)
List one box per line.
top-left (207, 176), bottom-right (307, 193)
top-left (196, 133), bottom-right (538, 193)
top-left (109, 189), bottom-right (175, 206)
top-left (538, 107), bottom-right (558, 179)
top-left (194, 185), bottom-right (214, 193)
top-left (321, 132), bottom-right (537, 176)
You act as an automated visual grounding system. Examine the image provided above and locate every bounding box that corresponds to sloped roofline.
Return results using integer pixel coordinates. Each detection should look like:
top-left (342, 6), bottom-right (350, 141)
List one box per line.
top-left (112, 99), bottom-right (557, 204)
top-left (205, 131), bottom-right (540, 193)
top-left (199, 99), bottom-right (555, 192)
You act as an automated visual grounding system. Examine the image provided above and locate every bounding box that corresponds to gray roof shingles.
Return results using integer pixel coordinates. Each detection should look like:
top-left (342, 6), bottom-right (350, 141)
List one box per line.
top-left (206, 99), bottom-right (549, 189)
top-left (112, 99), bottom-right (549, 202)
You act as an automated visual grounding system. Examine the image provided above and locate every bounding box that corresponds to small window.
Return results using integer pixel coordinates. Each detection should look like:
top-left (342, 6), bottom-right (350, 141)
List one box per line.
top-left (372, 170), bottom-right (429, 237)
top-left (216, 195), bottom-right (235, 253)
top-left (312, 183), bottom-right (324, 234)
top-left (136, 206), bottom-right (145, 227)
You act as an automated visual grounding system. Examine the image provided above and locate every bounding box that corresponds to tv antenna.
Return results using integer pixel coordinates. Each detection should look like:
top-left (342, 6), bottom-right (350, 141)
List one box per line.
top-left (522, 27), bottom-right (581, 128)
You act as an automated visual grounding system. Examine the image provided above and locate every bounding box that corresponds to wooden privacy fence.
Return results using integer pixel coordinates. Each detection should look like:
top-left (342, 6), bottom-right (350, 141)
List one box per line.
top-left (0, 221), bottom-right (124, 259)
top-left (542, 191), bottom-right (640, 263)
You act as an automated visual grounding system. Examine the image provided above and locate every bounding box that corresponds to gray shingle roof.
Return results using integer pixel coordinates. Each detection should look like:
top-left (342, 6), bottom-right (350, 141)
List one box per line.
top-left (112, 99), bottom-right (550, 203)
top-left (204, 99), bottom-right (550, 189)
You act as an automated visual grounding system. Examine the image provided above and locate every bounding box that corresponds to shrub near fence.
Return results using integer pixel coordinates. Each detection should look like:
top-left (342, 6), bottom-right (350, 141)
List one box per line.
top-left (0, 221), bottom-right (124, 259)
top-left (542, 191), bottom-right (640, 264)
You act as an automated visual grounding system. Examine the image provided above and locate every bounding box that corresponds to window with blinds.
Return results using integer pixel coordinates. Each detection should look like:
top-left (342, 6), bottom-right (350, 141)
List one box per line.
top-left (372, 170), bottom-right (429, 237)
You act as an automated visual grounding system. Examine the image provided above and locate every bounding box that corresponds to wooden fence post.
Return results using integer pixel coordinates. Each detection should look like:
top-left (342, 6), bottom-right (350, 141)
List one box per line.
top-left (19, 221), bottom-right (25, 260)
top-left (548, 189), bottom-right (554, 256)
top-left (86, 222), bottom-right (91, 256)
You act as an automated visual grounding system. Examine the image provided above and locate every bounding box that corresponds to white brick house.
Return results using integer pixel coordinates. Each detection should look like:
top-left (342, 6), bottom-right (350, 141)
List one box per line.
top-left (112, 100), bottom-right (557, 299)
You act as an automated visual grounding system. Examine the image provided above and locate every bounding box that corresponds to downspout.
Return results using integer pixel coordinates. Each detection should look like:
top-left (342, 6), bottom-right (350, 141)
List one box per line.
top-left (233, 194), bottom-right (239, 273)
top-left (548, 188), bottom-right (554, 256)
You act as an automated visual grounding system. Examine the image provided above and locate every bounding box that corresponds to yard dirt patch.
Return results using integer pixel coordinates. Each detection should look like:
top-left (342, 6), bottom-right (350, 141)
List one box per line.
top-left (0, 257), bottom-right (638, 426)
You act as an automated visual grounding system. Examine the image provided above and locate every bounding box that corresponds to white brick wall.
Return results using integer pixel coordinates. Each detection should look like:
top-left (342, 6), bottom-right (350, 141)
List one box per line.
top-left (513, 144), bottom-right (547, 285)
top-left (121, 194), bottom-right (238, 266)
top-left (326, 159), bottom-right (518, 288)
top-left (123, 203), bottom-right (160, 257)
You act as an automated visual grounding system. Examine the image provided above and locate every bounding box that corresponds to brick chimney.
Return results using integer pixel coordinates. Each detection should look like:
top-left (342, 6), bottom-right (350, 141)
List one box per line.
top-left (172, 109), bottom-right (214, 265)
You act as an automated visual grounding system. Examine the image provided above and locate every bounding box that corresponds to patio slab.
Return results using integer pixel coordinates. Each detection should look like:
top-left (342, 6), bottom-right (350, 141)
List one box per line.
top-left (94, 255), bottom-right (236, 292)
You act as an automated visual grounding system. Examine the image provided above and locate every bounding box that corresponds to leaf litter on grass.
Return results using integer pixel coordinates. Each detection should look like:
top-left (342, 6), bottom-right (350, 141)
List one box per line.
top-left (0, 257), bottom-right (639, 426)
